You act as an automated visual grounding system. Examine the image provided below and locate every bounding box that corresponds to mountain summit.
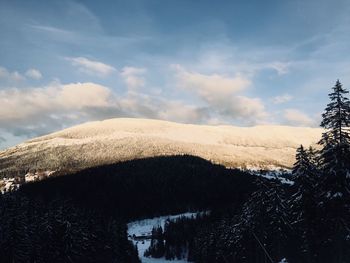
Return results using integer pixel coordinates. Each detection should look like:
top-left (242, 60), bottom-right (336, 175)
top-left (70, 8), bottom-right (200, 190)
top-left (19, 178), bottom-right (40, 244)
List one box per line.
top-left (0, 118), bottom-right (322, 177)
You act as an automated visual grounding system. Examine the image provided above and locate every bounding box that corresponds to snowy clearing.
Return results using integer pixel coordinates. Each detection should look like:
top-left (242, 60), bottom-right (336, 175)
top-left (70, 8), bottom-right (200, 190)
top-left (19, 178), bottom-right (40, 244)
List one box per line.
top-left (127, 212), bottom-right (204, 263)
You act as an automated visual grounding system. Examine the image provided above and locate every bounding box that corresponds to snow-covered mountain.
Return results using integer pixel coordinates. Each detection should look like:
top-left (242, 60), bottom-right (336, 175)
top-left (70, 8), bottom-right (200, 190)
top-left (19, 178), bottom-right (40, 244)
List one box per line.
top-left (0, 118), bottom-right (323, 177)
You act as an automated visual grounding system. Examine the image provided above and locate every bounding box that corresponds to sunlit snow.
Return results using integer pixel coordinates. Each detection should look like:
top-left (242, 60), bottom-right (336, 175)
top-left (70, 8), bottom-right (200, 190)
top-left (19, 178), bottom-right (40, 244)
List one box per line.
top-left (0, 118), bottom-right (322, 176)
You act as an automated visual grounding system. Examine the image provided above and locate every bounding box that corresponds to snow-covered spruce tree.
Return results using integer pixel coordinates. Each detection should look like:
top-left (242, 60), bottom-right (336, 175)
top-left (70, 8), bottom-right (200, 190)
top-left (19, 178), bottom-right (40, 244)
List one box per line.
top-left (290, 145), bottom-right (319, 262)
top-left (307, 146), bottom-right (319, 168)
top-left (318, 80), bottom-right (350, 262)
top-left (233, 179), bottom-right (293, 262)
top-left (292, 145), bottom-right (317, 180)
top-left (319, 80), bottom-right (350, 174)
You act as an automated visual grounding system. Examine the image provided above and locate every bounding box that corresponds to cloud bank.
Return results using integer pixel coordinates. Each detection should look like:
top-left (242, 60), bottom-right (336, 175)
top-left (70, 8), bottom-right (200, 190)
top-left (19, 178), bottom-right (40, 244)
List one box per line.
top-left (0, 63), bottom-right (316, 147)
top-left (0, 80), bottom-right (209, 137)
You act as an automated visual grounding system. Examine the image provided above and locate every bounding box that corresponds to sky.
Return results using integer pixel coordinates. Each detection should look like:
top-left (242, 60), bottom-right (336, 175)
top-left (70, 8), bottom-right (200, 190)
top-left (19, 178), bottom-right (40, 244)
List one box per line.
top-left (1, 0), bottom-right (350, 149)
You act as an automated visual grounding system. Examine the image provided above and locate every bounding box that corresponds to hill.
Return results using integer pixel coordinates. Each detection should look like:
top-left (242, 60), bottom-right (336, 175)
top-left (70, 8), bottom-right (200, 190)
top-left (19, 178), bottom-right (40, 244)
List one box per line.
top-left (0, 118), bottom-right (322, 177)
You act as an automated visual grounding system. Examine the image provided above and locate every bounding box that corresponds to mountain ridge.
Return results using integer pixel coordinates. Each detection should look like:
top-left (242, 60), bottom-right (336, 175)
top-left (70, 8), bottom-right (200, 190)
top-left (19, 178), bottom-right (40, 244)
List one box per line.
top-left (0, 118), bottom-right (323, 177)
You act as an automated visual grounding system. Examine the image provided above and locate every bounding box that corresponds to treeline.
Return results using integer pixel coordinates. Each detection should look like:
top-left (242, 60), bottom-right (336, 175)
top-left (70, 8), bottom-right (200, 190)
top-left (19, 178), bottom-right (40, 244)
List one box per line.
top-left (0, 193), bottom-right (140, 263)
top-left (144, 80), bottom-right (350, 263)
top-left (19, 155), bottom-right (256, 220)
top-left (0, 155), bottom-right (256, 262)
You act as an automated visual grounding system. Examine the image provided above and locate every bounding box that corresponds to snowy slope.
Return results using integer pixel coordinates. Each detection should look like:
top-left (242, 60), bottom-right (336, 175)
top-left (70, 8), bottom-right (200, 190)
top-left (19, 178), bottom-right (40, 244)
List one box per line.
top-left (0, 118), bottom-right (322, 176)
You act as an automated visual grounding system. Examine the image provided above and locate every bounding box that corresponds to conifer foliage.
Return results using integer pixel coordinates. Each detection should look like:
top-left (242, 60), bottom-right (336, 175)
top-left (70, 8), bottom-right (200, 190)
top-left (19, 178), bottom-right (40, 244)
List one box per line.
top-left (319, 79), bottom-right (350, 177)
top-left (0, 193), bottom-right (140, 263)
top-left (317, 80), bottom-right (350, 262)
top-left (290, 145), bottom-right (319, 262)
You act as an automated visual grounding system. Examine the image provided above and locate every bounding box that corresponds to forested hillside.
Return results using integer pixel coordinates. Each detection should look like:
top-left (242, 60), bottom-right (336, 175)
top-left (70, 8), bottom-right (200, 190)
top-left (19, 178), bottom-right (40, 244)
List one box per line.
top-left (0, 155), bottom-right (257, 262)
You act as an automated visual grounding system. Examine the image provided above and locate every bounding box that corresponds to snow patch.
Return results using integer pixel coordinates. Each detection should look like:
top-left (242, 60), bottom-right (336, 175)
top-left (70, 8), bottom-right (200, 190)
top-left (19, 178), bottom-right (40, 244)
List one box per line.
top-left (249, 169), bottom-right (294, 185)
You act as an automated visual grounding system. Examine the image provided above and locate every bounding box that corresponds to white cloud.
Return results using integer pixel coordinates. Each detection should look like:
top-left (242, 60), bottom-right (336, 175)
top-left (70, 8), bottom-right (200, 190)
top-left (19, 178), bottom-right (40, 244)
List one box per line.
top-left (66, 57), bottom-right (116, 76)
top-left (0, 67), bottom-right (25, 82)
top-left (174, 64), bottom-right (250, 101)
top-left (25, 69), bottom-right (42, 80)
top-left (121, 67), bottom-right (146, 90)
top-left (117, 92), bottom-right (209, 124)
top-left (283, 109), bottom-right (315, 127)
top-left (221, 96), bottom-right (268, 121)
top-left (0, 67), bottom-right (43, 83)
top-left (267, 62), bottom-right (290, 75)
top-left (272, 94), bottom-right (293, 104)
top-left (157, 101), bottom-right (208, 123)
top-left (173, 65), bottom-right (268, 124)
top-left (30, 25), bottom-right (74, 36)
top-left (0, 82), bottom-right (112, 121)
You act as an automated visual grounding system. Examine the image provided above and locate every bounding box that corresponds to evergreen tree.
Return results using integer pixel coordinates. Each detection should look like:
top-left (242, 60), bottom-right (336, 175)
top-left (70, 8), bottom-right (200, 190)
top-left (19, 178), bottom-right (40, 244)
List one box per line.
top-left (292, 145), bottom-right (316, 180)
top-left (307, 146), bottom-right (319, 168)
top-left (290, 145), bottom-right (318, 262)
top-left (233, 179), bottom-right (293, 262)
top-left (0, 193), bottom-right (141, 263)
top-left (319, 79), bottom-right (350, 175)
top-left (318, 80), bottom-right (350, 262)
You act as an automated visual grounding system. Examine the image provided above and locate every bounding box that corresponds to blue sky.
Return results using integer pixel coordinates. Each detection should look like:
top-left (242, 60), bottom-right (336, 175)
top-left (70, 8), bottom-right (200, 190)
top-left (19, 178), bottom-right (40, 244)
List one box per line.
top-left (1, 0), bottom-right (350, 149)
